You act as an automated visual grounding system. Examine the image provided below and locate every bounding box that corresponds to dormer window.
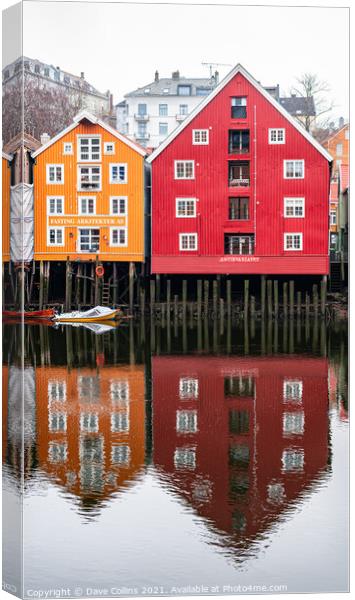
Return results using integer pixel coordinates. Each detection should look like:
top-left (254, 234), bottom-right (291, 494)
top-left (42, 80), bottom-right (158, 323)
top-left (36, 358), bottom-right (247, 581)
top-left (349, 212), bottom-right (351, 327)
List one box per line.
top-left (231, 97), bottom-right (247, 119)
top-left (178, 85), bottom-right (191, 96)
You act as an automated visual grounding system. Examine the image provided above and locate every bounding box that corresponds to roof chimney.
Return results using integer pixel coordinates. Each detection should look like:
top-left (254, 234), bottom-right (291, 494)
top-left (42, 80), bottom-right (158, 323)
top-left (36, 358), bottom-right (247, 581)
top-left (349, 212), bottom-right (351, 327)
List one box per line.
top-left (80, 71), bottom-right (85, 79)
top-left (155, 70), bottom-right (159, 82)
top-left (172, 70), bottom-right (180, 80)
top-left (40, 133), bottom-right (50, 146)
top-left (214, 70), bottom-right (219, 84)
top-left (339, 116), bottom-right (344, 128)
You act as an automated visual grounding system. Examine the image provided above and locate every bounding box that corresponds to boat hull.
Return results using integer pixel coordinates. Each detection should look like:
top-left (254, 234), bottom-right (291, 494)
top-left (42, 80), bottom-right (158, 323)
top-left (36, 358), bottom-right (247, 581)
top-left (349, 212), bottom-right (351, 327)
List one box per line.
top-left (3, 309), bottom-right (55, 319)
top-left (55, 309), bottom-right (121, 323)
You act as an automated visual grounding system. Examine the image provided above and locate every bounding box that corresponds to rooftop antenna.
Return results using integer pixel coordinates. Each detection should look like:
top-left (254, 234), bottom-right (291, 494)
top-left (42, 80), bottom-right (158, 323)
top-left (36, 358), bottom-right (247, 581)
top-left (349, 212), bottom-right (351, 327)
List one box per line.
top-left (201, 62), bottom-right (233, 77)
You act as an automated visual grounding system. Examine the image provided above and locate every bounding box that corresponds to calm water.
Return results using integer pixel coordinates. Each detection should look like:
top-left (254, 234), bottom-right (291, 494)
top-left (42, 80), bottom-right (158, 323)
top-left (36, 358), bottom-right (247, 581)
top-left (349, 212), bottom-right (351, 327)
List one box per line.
top-left (2, 318), bottom-right (349, 597)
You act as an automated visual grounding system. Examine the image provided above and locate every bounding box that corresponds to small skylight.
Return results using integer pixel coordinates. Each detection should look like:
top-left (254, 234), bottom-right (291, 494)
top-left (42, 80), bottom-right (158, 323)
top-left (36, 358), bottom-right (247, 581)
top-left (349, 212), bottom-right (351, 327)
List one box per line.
top-left (163, 88), bottom-right (169, 93)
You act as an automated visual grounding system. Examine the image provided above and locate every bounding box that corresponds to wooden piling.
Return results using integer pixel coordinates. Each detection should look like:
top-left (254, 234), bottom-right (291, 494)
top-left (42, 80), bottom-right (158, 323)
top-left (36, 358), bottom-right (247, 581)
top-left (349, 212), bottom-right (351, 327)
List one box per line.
top-left (312, 284), bottom-right (319, 317)
top-left (129, 262), bottom-right (135, 314)
top-left (112, 263), bottom-right (118, 306)
top-left (156, 273), bottom-right (161, 303)
top-left (261, 275), bottom-right (266, 317)
top-left (289, 280), bottom-right (294, 319)
top-left (65, 259), bottom-right (72, 311)
top-left (267, 279), bottom-right (272, 317)
top-left (94, 258), bottom-right (99, 306)
top-left (140, 287), bottom-right (146, 316)
top-left (250, 295), bottom-right (255, 319)
top-left (296, 291), bottom-right (302, 317)
top-left (213, 279), bottom-right (218, 317)
top-left (166, 279), bottom-right (171, 317)
top-left (173, 294), bottom-right (178, 321)
top-left (273, 280), bottom-right (279, 317)
top-left (305, 291), bottom-right (310, 320)
top-left (204, 280), bottom-right (209, 316)
top-left (150, 279), bottom-right (156, 315)
top-left (244, 279), bottom-right (249, 319)
top-left (39, 260), bottom-right (44, 310)
top-left (226, 279), bottom-right (232, 320)
top-left (197, 279), bottom-right (202, 320)
top-left (283, 282), bottom-right (288, 319)
top-left (182, 279), bottom-right (187, 319)
top-left (75, 263), bottom-right (82, 308)
top-left (320, 275), bottom-right (327, 316)
top-left (82, 264), bottom-right (88, 306)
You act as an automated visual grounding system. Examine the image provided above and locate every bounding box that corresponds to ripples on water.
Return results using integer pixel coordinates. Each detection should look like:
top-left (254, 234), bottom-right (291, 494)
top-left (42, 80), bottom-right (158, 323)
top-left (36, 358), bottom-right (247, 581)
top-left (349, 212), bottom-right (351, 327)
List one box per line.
top-left (2, 318), bottom-right (349, 596)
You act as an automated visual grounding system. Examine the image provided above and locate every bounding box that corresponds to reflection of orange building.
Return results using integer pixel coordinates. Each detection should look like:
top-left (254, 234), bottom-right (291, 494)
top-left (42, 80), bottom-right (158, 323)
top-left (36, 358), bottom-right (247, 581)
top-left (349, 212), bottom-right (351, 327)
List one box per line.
top-left (153, 356), bottom-right (329, 545)
top-left (35, 364), bottom-right (145, 505)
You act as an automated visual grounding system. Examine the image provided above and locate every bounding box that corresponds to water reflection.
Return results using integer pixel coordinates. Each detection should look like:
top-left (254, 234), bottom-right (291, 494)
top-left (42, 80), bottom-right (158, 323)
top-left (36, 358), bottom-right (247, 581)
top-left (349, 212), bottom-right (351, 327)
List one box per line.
top-left (2, 319), bottom-right (348, 594)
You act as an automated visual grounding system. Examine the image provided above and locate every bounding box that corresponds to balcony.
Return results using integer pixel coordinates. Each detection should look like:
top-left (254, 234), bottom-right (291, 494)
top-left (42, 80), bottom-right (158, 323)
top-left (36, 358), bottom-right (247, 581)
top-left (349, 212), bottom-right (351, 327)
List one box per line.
top-left (228, 161), bottom-right (250, 188)
top-left (134, 113), bottom-right (149, 121)
top-left (176, 113), bottom-right (187, 122)
top-left (134, 132), bottom-right (150, 141)
top-left (224, 234), bottom-right (255, 256)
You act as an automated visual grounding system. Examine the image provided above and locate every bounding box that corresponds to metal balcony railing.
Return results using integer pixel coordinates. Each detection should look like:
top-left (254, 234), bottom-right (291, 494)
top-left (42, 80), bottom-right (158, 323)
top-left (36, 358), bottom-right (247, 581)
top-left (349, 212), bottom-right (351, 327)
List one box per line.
top-left (229, 178), bottom-right (250, 187)
top-left (135, 132), bottom-right (150, 141)
top-left (134, 113), bottom-right (149, 121)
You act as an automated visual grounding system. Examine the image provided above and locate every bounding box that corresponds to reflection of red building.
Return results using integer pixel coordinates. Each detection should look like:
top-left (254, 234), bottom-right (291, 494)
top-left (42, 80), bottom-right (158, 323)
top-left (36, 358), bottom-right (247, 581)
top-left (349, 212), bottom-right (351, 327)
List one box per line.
top-left (153, 356), bottom-right (329, 544)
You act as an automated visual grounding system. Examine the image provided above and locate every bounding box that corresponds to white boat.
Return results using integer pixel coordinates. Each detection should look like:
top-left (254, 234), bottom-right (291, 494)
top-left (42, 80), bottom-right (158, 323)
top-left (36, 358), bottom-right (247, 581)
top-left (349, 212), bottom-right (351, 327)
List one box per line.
top-left (54, 306), bottom-right (121, 323)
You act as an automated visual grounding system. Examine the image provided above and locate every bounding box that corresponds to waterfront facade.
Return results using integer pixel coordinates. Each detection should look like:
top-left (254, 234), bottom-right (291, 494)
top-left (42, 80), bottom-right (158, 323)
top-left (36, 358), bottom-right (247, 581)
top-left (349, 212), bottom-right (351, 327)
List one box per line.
top-left (2, 153), bottom-right (12, 262)
top-left (148, 64), bottom-right (332, 275)
top-left (32, 111), bottom-right (146, 264)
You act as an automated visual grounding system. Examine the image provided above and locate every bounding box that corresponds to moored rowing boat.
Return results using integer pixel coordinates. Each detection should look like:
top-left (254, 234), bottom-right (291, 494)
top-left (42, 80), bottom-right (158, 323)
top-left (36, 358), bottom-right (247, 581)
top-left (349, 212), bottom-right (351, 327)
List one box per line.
top-left (3, 309), bottom-right (55, 319)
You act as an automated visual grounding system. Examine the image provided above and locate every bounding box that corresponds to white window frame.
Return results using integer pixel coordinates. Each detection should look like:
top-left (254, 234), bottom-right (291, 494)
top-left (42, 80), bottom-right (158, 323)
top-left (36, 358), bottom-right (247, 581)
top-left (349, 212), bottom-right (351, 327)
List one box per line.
top-left (110, 226), bottom-right (128, 247)
top-left (192, 129), bottom-right (209, 145)
top-left (104, 141), bottom-right (115, 155)
top-left (179, 233), bottom-right (198, 251)
top-left (159, 122), bottom-right (169, 136)
top-left (110, 196), bottom-right (128, 216)
top-left (284, 197), bottom-right (305, 218)
top-left (336, 143), bottom-right (343, 156)
top-left (283, 160), bottom-right (305, 179)
top-left (110, 163), bottom-right (128, 184)
top-left (77, 165), bottom-right (101, 191)
top-left (78, 196), bottom-right (96, 215)
top-left (283, 380), bottom-right (303, 401)
top-left (63, 142), bottom-right (73, 155)
top-left (176, 410), bottom-right (198, 433)
top-left (46, 164), bottom-right (64, 184)
top-left (77, 135), bottom-right (101, 162)
top-left (284, 233), bottom-right (303, 251)
top-left (47, 196), bottom-right (64, 215)
top-left (330, 210), bottom-right (337, 225)
top-left (80, 412), bottom-right (99, 433)
top-left (268, 128), bottom-right (285, 144)
top-left (176, 198), bottom-right (197, 218)
top-left (47, 227), bottom-right (64, 247)
top-left (174, 160), bottom-right (195, 180)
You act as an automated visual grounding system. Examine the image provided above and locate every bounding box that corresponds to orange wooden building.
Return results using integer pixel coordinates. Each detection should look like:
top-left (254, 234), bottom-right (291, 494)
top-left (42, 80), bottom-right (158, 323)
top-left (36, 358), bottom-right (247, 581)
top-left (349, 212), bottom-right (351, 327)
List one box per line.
top-left (323, 123), bottom-right (349, 178)
top-left (35, 363), bottom-right (146, 506)
top-left (32, 111), bottom-right (146, 264)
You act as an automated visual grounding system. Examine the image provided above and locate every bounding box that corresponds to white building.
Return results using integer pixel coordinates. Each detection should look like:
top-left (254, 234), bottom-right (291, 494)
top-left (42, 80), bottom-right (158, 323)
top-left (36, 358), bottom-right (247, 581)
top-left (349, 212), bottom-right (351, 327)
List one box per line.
top-left (116, 70), bottom-right (219, 148)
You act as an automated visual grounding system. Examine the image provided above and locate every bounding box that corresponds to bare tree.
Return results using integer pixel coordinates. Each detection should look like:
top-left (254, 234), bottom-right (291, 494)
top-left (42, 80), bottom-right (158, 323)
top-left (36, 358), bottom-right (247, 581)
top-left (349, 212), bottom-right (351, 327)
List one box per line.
top-left (291, 73), bottom-right (334, 132)
top-left (2, 73), bottom-right (85, 144)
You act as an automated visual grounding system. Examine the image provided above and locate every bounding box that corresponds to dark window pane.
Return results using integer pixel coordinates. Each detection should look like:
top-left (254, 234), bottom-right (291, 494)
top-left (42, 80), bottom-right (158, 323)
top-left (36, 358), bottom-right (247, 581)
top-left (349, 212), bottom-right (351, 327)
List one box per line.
top-left (229, 410), bottom-right (250, 434)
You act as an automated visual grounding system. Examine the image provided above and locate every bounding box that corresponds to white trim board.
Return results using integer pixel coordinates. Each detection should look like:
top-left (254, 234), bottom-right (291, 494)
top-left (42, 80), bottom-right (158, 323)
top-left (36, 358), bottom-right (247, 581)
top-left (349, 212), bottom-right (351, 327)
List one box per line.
top-left (32, 110), bottom-right (146, 159)
top-left (147, 63), bottom-right (333, 164)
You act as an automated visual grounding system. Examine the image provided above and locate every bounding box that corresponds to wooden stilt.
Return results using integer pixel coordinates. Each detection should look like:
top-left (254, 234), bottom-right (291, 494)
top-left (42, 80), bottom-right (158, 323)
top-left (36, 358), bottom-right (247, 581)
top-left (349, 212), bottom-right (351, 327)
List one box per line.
top-left (226, 279), bottom-right (232, 321)
top-left (273, 317), bottom-right (278, 353)
top-left (267, 279), bottom-right (272, 317)
top-left (289, 280), bottom-right (294, 319)
top-left (39, 260), bottom-right (44, 310)
top-left (212, 279), bottom-right (218, 317)
top-left (297, 291), bottom-right (302, 318)
top-left (140, 287), bottom-right (146, 316)
top-left (90, 263), bottom-right (95, 306)
top-left (156, 273), bottom-right (161, 303)
top-left (204, 280), bottom-right (209, 316)
top-left (305, 291), bottom-right (310, 320)
top-left (289, 318), bottom-right (294, 353)
top-left (82, 264), bottom-right (88, 306)
top-left (75, 263), bottom-right (82, 308)
top-left (182, 279), bottom-right (187, 320)
top-left (197, 279), bottom-right (202, 320)
top-left (112, 263), bottom-right (118, 306)
top-left (320, 275), bottom-right (327, 316)
top-left (150, 279), bottom-right (156, 315)
top-left (312, 284), bottom-right (319, 317)
top-left (273, 280), bottom-right (279, 317)
top-left (250, 295), bottom-right (255, 319)
top-left (166, 279), bottom-right (171, 317)
top-left (94, 257), bottom-right (99, 306)
top-left (244, 279), bottom-right (249, 319)
top-left (65, 259), bottom-right (72, 311)
top-left (129, 262), bottom-right (135, 314)
top-left (261, 275), bottom-right (266, 317)
top-left (283, 282), bottom-right (288, 318)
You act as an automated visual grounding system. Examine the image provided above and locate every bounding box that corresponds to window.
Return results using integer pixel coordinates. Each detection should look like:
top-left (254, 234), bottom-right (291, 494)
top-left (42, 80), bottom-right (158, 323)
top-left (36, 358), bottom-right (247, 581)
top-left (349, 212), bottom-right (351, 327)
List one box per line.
top-left (111, 411), bottom-right (129, 433)
top-left (47, 197), bottom-right (64, 215)
top-left (224, 375), bottom-right (255, 397)
top-left (179, 377), bottom-right (199, 399)
top-left (110, 196), bottom-right (127, 216)
top-left (46, 164), bottom-right (64, 184)
top-left (63, 142), bottom-right (73, 155)
top-left (196, 87), bottom-right (209, 96)
top-left (163, 88), bottom-right (169, 94)
top-left (229, 130), bottom-right (250, 153)
top-left (267, 482), bottom-right (285, 504)
top-left (231, 97), bottom-right (247, 118)
top-left (110, 227), bottom-right (127, 247)
top-left (284, 197), bottom-right (305, 217)
top-left (284, 233), bottom-right (303, 251)
top-left (229, 444), bottom-right (250, 468)
top-left (137, 103), bottom-right (147, 115)
top-left (48, 380), bottom-right (66, 403)
top-left (24, 61), bottom-right (30, 70)
top-left (79, 197), bottom-right (96, 215)
top-left (110, 381), bottom-right (129, 404)
top-left (284, 160), bottom-right (304, 179)
top-left (78, 375), bottom-right (100, 402)
top-left (345, 129), bottom-right (349, 140)
top-left (48, 227), bottom-right (64, 246)
top-left (4, 69), bottom-right (10, 79)
top-left (176, 410), bottom-right (198, 433)
top-left (159, 104), bottom-right (168, 116)
top-left (269, 128), bottom-right (285, 144)
top-left (224, 234), bottom-right (254, 255)
top-left (80, 412), bottom-right (99, 433)
top-left (78, 136), bottom-right (101, 161)
top-left (110, 163), bottom-right (127, 184)
top-left (229, 410), bottom-right (250, 435)
top-left (144, 88), bottom-right (150, 94)
top-left (159, 122), bottom-right (168, 136)
top-left (192, 129), bottom-right (209, 145)
top-left (176, 198), bottom-right (196, 218)
top-left (111, 444), bottom-right (130, 466)
top-left (34, 64), bottom-right (40, 74)
top-left (174, 160), bottom-right (195, 179)
top-left (229, 197), bottom-right (249, 220)
top-left (80, 436), bottom-right (104, 463)
top-left (78, 165), bottom-right (101, 191)
top-left (179, 104), bottom-right (188, 115)
top-left (330, 211), bottom-right (337, 225)
top-left (49, 412), bottom-right (67, 432)
top-left (44, 67), bottom-right (50, 77)
top-left (336, 143), bottom-right (343, 156)
top-left (104, 142), bottom-right (115, 154)
top-left (282, 449), bottom-right (304, 472)
top-left (178, 85), bottom-right (191, 96)
top-left (228, 161), bottom-right (250, 186)
top-left (48, 441), bottom-right (67, 463)
top-left (179, 233), bottom-right (198, 251)
top-left (174, 447), bottom-right (196, 470)
top-left (283, 412), bottom-right (305, 436)
top-left (79, 228), bottom-right (100, 252)
top-left (283, 380), bottom-right (303, 402)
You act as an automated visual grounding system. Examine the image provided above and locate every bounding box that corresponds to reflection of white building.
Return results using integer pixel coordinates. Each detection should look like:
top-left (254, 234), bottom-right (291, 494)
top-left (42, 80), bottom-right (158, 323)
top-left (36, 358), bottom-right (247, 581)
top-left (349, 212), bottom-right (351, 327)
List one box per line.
top-left (116, 70), bottom-right (219, 148)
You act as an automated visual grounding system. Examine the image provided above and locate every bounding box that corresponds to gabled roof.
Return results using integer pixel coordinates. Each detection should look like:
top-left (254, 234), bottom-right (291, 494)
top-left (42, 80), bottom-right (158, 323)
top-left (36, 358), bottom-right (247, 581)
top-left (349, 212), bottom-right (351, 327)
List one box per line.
top-left (125, 76), bottom-right (217, 98)
top-left (323, 123), bottom-right (349, 145)
top-left (4, 131), bottom-right (41, 154)
top-left (339, 164), bottom-right (349, 192)
top-left (279, 95), bottom-right (316, 117)
top-left (32, 110), bottom-right (146, 158)
top-left (147, 63), bottom-right (333, 164)
top-left (2, 151), bottom-right (13, 161)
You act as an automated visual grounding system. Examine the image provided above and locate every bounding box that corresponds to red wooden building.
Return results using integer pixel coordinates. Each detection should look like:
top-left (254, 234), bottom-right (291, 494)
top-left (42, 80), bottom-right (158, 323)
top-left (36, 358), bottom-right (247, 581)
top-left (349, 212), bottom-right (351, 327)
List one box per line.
top-left (152, 355), bottom-right (329, 545)
top-left (147, 64), bottom-right (332, 275)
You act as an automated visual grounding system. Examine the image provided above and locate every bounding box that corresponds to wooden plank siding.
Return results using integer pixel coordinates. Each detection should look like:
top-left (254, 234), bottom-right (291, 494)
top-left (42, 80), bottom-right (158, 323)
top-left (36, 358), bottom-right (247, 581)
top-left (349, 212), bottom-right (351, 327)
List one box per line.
top-left (33, 117), bottom-right (146, 262)
top-left (149, 66), bottom-right (332, 275)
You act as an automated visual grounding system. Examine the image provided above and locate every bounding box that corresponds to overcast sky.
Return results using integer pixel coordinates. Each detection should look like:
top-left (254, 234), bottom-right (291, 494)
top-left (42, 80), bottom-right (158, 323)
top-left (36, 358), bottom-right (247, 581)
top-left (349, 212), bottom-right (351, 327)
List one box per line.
top-left (20, 0), bottom-right (349, 121)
